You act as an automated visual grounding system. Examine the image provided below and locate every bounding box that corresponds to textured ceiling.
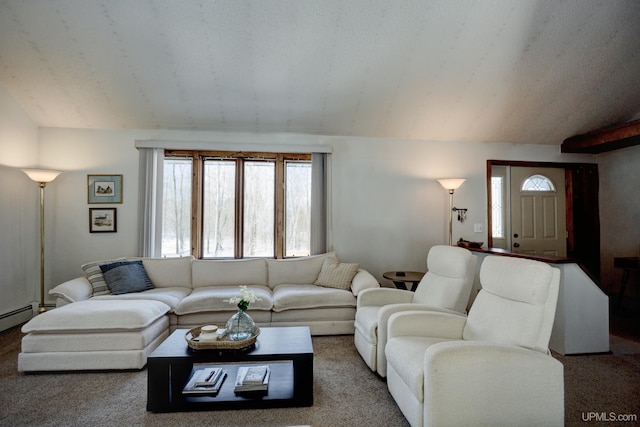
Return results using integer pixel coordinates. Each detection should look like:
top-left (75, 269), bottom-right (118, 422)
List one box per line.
top-left (1, 0), bottom-right (640, 145)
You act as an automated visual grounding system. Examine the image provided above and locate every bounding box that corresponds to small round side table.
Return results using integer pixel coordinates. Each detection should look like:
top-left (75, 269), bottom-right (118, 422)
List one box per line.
top-left (383, 271), bottom-right (425, 292)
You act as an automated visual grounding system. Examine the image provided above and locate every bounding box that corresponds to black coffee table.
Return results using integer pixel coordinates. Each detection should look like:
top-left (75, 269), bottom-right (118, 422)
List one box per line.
top-left (147, 326), bottom-right (314, 412)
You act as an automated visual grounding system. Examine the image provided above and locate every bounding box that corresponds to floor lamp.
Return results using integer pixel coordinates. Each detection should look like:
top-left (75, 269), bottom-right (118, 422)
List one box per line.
top-left (21, 168), bottom-right (62, 314)
top-left (437, 178), bottom-right (466, 246)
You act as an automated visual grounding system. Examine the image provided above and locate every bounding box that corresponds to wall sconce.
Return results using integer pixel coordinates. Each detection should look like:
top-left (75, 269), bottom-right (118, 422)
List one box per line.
top-left (21, 168), bottom-right (62, 313)
top-left (437, 178), bottom-right (466, 246)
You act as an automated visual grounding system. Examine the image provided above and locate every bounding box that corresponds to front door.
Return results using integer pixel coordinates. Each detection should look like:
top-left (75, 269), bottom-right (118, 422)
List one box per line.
top-left (510, 167), bottom-right (567, 257)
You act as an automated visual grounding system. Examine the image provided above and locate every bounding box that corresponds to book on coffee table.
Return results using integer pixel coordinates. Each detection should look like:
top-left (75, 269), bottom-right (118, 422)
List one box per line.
top-left (234, 365), bottom-right (270, 393)
top-left (182, 367), bottom-right (227, 396)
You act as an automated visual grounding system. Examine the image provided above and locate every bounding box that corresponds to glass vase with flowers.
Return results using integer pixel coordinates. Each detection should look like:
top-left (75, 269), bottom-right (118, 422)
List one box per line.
top-left (224, 285), bottom-right (261, 341)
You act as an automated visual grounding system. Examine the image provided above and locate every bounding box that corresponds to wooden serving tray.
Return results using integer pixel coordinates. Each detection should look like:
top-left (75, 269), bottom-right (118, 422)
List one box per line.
top-left (185, 326), bottom-right (260, 351)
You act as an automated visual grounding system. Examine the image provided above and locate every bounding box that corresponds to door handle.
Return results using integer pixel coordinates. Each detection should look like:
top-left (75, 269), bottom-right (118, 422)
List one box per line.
top-left (513, 243), bottom-right (520, 248)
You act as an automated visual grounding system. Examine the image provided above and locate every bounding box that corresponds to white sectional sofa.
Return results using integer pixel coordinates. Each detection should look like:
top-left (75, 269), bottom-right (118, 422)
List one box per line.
top-left (18, 252), bottom-right (378, 372)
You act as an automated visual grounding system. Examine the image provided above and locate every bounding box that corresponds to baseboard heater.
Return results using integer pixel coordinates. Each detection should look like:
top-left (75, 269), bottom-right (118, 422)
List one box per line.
top-left (0, 305), bottom-right (34, 333)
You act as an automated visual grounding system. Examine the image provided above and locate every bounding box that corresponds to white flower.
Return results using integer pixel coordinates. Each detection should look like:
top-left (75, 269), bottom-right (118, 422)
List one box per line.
top-left (224, 285), bottom-right (261, 311)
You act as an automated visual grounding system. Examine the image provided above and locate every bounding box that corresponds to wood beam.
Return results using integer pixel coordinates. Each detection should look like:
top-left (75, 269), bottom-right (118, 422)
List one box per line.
top-left (561, 118), bottom-right (640, 154)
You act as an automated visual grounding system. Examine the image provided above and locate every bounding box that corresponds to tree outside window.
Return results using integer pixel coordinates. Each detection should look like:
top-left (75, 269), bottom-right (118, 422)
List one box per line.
top-left (162, 151), bottom-right (312, 259)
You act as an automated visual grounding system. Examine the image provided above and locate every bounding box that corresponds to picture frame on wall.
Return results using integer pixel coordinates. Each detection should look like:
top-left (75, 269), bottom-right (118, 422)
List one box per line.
top-left (88, 174), bottom-right (122, 204)
top-left (89, 208), bottom-right (117, 233)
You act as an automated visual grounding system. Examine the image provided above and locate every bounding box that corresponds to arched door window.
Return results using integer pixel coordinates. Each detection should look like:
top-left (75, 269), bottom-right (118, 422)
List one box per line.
top-left (521, 174), bottom-right (556, 192)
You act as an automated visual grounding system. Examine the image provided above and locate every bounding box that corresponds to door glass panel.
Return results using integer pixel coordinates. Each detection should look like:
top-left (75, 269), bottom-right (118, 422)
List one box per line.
top-left (521, 174), bottom-right (555, 191)
top-left (491, 176), bottom-right (504, 239)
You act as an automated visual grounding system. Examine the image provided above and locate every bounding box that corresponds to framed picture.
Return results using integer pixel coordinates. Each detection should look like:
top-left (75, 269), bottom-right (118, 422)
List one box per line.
top-left (89, 208), bottom-right (117, 233)
top-left (88, 174), bottom-right (122, 204)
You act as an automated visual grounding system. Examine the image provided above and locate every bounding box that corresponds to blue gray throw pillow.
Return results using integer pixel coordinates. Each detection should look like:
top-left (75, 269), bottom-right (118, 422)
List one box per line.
top-left (99, 260), bottom-right (154, 295)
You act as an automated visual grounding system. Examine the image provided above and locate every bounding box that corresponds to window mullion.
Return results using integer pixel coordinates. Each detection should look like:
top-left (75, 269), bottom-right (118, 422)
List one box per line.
top-left (192, 153), bottom-right (203, 259)
top-left (275, 155), bottom-right (285, 259)
top-left (235, 159), bottom-right (244, 259)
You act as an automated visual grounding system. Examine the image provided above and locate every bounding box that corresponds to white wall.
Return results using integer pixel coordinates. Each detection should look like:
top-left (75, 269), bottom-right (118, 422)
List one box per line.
top-left (598, 144), bottom-right (640, 294)
top-left (0, 85), bottom-right (40, 320)
top-left (37, 128), bottom-right (593, 298)
top-left (38, 129), bottom-right (143, 288)
top-left (1, 81), bottom-right (634, 327)
top-left (329, 138), bottom-right (592, 280)
top-left (38, 128), bottom-right (334, 288)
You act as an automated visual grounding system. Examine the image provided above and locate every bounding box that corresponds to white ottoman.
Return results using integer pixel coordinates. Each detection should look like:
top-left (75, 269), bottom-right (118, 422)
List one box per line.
top-left (18, 299), bottom-right (170, 372)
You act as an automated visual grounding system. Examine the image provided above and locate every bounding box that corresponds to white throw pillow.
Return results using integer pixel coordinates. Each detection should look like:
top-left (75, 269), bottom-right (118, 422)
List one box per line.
top-left (266, 253), bottom-right (336, 288)
top-left (314, 257), bottom-right (359, 290)
top-left (141, 256), bottom-right (194, 288)
top-left (81, 258), bottom-right (126, 296)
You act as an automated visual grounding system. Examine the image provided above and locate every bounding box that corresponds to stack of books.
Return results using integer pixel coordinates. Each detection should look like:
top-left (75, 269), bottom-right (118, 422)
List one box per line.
top-left (182, 366), bottom-right (227, 396)
top-left (234, 365), bottom-right (270, 394)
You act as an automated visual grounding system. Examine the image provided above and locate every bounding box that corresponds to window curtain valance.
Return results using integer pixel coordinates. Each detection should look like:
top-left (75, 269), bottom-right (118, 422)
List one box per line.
top-left (135, 140), bottom-right (332, 154)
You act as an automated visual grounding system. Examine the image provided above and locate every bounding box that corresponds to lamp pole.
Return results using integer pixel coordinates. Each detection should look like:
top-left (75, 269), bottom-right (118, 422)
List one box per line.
top-left (21, 169), bottom-right (62, 314)
top-left (38, 182), bottom-right (46, 313)
top-left (447, 188), bottom-right (454, 246)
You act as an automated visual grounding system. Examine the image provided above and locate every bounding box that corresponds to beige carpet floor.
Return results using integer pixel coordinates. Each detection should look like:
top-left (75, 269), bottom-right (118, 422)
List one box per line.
top-left (1, 326), bottom-right (639, 427)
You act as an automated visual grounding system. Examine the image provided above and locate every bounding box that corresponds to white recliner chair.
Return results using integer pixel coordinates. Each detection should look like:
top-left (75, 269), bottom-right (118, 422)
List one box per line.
top-left (385, 255), bottom-right (564, 427)
top-left (354, 245), bottom-right (477, 377)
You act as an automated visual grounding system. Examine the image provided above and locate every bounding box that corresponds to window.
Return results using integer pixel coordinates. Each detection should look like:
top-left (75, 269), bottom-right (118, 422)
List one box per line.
top-left (162, 158), bottom-right (192, 257)
top-left (162, 151), bottom-right (313, 259)
top-left (285, 161), bottom-right (312, 257)
top-left (521, 174), bottom-right (555, 192)
top-left (242, 160), bottom-right (275, 257)
top-left (202, 159), bottom-right (236, 257)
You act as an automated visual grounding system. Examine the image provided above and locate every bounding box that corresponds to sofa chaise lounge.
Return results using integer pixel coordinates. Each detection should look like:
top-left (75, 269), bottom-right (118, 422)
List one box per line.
top-left (18, 252), bottom-right (378, 372)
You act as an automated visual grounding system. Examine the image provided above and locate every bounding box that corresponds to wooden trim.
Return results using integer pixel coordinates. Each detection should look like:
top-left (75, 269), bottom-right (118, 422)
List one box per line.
top-left (565, 169), bottom-right (575, 256)
top-left (486, 162), bottom-right (493, 248)
top-left (167, 150), bottom-right (311, 260)
top-left (235, 159), bottom-right (244, 259)
top-left (166, 150), bottom-right (311, 160)
top-left (486, 160), bottom-right (600, 280)
top-left (275, 155), bottom-right (285, 259)
top-left (561, 118), bottom-right (640, 154)
top-left (567, 163), bottom-right (601, 279)
top-left (191, 153), bottom-right (203, 259)
top-left (487, 160), bottom-right (576, 254)
top-left (468, 247), bottom-right (577, 264)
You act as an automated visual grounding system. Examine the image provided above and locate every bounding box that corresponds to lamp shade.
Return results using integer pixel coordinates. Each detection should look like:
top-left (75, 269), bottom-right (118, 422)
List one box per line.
top-left (437, 178), bottom-right (466, 191)
top-left (21, 169), bottom-right (62, 183)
